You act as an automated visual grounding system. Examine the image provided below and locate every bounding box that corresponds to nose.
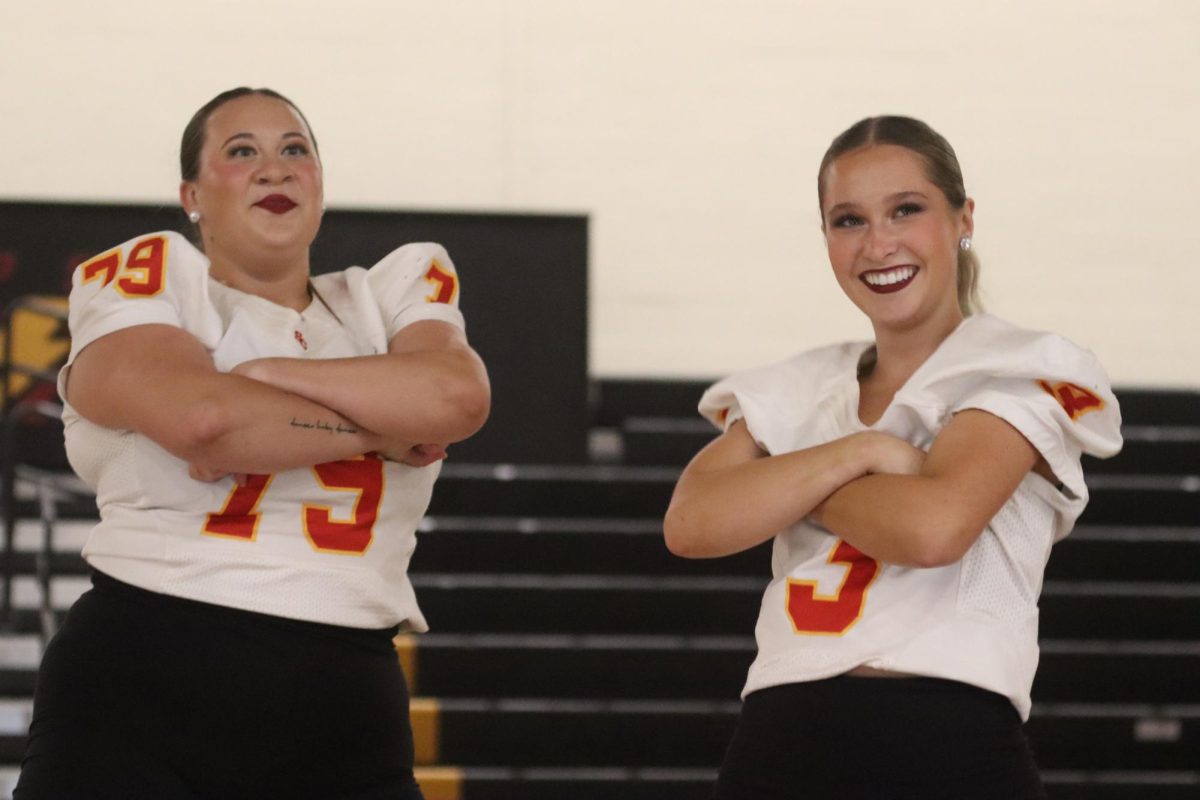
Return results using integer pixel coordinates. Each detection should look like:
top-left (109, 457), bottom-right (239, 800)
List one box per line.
top-left (862, 223), bottom-right (899, 262)
top-left (255, 152), bottom-right (293, 184)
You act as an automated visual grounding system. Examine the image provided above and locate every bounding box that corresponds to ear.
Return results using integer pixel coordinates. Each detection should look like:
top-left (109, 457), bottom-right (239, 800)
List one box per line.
top-left (960, 198), bottom-right (975, 239)
top-left (179, 182), bottom-right (197, 215)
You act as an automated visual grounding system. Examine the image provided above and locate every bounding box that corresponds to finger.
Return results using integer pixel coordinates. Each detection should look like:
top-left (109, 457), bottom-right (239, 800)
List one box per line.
top-left (401, 449), bottom-right (448, 468)
top-left (188, 464), bottom-right (228, 483)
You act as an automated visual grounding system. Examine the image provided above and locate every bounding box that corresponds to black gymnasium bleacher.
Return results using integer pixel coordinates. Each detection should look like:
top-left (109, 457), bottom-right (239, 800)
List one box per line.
top-left (1, 348), bottom-right (1196, 797)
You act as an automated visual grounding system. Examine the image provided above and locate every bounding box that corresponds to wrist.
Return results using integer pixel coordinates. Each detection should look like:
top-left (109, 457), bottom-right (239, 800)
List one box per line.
top-left (846, 432), bottom-right (884, 479)
top-left (232, 358), bottom-right (274, 383)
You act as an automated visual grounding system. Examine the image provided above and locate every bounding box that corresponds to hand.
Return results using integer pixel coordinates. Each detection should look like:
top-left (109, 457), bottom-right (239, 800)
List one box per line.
top-left (399, 443), bottom-right (449, 468)
top-left (377, 443), bottom-right (449, 468)
top-left (858, 431), bottom-right (926, 476)
top-left (188, 464), bottom-right (251, 485)
top-left (810, 432), bottom-right (925, 526)
top-left (230, 358), bottom-right (274, 382)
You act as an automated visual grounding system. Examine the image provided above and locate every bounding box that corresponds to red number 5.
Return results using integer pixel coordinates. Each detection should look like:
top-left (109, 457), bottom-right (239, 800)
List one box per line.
top-left (786, 540), bottom-right (880, 635)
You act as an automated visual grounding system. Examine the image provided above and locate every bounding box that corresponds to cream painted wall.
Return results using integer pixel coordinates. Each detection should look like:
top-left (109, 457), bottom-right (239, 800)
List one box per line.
top-left (2, 1), bottom-right (1196, 386)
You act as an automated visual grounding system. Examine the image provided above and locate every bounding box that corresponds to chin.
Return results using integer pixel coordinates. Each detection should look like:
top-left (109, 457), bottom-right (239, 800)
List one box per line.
top-left (255, 222), bottom-right (319, 251)
top-left (874, 299), bottom-right (963, 337)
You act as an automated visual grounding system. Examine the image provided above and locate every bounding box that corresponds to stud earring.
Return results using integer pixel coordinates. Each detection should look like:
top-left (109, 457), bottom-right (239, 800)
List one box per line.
top-left (959, 236), bottom-right (972, 251)
top-left (188, 210), bottom-right (201, 224)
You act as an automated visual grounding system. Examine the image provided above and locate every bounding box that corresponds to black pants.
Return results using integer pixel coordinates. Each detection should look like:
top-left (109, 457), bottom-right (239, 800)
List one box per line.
top-left (16, 570), bottom-right (424, 800)
top-left (714, 675), bottom-right (1047, 800)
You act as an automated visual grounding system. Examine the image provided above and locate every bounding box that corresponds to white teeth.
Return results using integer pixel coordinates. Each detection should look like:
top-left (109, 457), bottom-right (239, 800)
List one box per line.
top-left (863, 266), bottom-right (916, 286)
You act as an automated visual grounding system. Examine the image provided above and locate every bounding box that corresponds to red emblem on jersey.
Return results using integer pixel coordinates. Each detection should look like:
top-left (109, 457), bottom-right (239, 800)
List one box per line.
top-left (423, 260), bottom-right (458, 304)
top-left (1038, 380), bottom-right (1104, 421)
top-left (294, 330), bottom-right (308, 350)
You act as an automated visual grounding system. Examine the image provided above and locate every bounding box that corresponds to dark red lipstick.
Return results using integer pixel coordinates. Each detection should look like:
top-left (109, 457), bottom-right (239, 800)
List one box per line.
top-left (255, 195), bottom-right (297, 214)
top-left (861, 266), bottom-right (918, 294)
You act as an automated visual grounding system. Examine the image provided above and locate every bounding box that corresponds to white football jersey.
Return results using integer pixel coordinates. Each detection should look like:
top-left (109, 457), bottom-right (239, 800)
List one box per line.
top-left (699, 314), bottom-right (1123, 719)
top-left (58, 231), bottom-right (466, 630)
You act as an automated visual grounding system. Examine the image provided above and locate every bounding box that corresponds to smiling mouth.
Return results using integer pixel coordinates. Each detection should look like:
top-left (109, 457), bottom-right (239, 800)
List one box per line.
top-left (255, 195), bottom-right (298, 214)
top-left (861, 265), bottom-right (918, 294)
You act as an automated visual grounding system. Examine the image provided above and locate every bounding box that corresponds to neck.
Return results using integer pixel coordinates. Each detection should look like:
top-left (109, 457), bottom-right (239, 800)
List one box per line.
top-left (207, 251), bottom-right (312, 312)
top-left (868, 308), bottom-right (965, 386)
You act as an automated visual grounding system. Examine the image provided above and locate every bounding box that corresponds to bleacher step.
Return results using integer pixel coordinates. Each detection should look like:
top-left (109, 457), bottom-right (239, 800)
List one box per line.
top-left (399, 633), bottom-right (1200, 704)
top-left (428, 464), bottom-right (1200, 525)
top-left (4, 522), bottom-right (1198, 585)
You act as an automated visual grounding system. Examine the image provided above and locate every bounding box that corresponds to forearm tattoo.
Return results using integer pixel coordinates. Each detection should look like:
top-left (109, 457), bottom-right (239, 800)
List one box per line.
top-left (289, 417), bottom-right (360, 435)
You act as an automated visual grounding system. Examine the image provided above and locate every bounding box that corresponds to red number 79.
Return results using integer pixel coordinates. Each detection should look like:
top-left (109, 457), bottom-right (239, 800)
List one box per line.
top-left (202, 454), bottom-right (384, 555)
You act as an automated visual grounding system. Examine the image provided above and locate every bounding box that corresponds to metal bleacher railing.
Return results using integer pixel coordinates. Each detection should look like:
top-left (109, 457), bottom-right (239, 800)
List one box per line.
top-left (0, 295), bottom-right (89, 642)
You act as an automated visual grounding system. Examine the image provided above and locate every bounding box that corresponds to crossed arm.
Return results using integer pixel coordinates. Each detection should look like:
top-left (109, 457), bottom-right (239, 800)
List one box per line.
top-left (663, 409), bottom-right (1042, 568)
top-left (65, 319), bottom-right (490, 478)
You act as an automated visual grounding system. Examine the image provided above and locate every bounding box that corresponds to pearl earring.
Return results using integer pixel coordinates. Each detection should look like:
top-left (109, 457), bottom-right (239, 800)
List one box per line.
top-left (959, 236), bottom-right (972, 251)
top-left (188, 210), bottom-right (201, 224)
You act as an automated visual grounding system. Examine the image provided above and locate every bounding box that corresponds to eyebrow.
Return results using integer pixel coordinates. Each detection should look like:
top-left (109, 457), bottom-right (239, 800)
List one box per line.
top-left (826, 190), bottom-right (930, 217)
top-left (220, 131), bottom-right (309, 148)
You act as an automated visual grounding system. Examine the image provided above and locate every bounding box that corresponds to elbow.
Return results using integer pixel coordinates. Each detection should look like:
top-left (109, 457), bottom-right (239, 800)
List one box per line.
top-left (454, 374), bottom-right (492, 441)
top-left (169, 396), bottom-right (237, 466)
top-left (663, 508), bottom-right (706, 559)
top-left (663, 523), bottom-right (694, 559)
top-left (375, 352), bottom-right (490, 444)
top-left (904, 522), bottom-right (980, 569)
top-left (435, 368), bottom-right (491, 443)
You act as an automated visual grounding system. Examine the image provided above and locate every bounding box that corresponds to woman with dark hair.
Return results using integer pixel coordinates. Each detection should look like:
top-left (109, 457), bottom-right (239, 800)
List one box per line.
top-left (664, 116), bottom-right (1122, 799)
top-left (16, 87), bottom-right (489, 799)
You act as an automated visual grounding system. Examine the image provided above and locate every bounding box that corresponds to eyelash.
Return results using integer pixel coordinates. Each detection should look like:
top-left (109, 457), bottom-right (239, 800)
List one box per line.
top-left (831, 203), bottom-right (924, 229)
top-left (226, 143), bottom-right (310, 158)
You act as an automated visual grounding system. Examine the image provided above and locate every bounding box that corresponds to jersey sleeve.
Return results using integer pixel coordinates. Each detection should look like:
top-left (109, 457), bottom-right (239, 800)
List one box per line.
top-left (698, 378), bottom-right (747, 432)
top-left (698, 343), bottom-right (865, 455)
top-left (364, 243), bottom-right (467, 342)
top-left (61, 231), bottom-right (209, 373)
top-left (949, 334), bottom-right (1123, 528)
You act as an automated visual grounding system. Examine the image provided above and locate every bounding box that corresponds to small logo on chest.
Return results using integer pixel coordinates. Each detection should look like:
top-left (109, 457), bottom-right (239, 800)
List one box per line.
top-left (294, 330), bottom-right (308, 350)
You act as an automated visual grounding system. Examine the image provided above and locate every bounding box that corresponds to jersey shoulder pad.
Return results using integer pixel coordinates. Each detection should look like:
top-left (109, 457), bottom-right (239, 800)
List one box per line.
top-left (66, 231), bottom-right (209, 361)
top-left (699, 341), bottom-right (866, 436)
top-left (70, 230), bottom-right (206, 298)
top-left (362, 242), bottom-right (465, 341)
top-left (937, 315), bottom-right (1122, 494)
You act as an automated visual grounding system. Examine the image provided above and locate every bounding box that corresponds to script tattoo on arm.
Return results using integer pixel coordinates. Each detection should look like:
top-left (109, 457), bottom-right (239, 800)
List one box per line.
top-left (289, 417), bottom-right (360, 435)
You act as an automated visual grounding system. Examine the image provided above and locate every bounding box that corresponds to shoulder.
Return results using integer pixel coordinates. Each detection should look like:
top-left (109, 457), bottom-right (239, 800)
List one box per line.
top-left (929, 314), bottom-right (1122, 461)
top-left (69, 230), bottom-right (208, 303)
top-left (64, 231), bottom-right (212, 368)
top-left (81, 230), bottom-right (205, 271)
top-left (937, 314), bottom-right (1106, 379)
top-left (729, 341), bottom-right (865, 389)
top-left (351, 242), bottom-right (458, 302)
top-left (323, 243), bottom-right (465, 341)
top-left (367, 242), bottom-right (454, 279)
top-left (699, 341), bottom-right (866, 429)
top-left (315, 242), bottom-right (458, 300)
top-left (316, 242), bottom-right (453, 283)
